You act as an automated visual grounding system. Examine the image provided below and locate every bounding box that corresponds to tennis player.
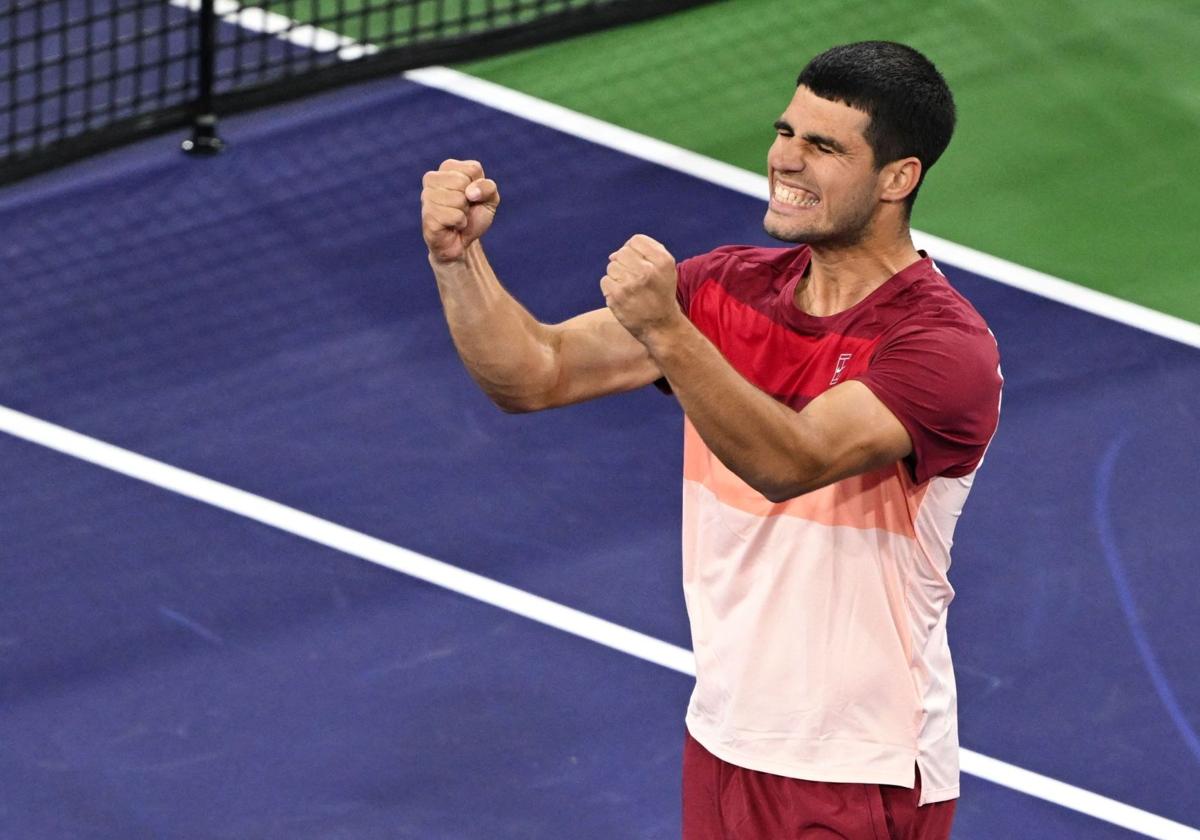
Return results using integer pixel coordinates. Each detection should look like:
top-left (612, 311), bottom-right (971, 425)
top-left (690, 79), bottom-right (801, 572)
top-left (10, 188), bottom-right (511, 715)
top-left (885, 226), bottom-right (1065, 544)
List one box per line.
top-left (421, 40), bottom-right (1001, 840)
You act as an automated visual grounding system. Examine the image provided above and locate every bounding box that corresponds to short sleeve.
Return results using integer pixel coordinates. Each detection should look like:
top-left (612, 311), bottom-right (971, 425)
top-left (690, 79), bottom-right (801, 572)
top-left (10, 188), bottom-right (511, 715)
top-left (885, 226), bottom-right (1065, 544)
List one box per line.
top-left (655, 252), bottom-right (716, 395)
top-left (855, 319), bottom-right (1002, 485)
top-left (674, 245), bottom-right (761, 315)
top-left (675, 251), bottom-right (715, 315)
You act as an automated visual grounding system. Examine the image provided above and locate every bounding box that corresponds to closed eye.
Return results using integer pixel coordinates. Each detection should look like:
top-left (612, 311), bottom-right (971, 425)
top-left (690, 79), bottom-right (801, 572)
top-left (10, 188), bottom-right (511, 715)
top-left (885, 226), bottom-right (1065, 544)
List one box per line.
top-left (773, 121), bottom-right (845, 155)
top-left (802, 132), bottom-right (847, 155)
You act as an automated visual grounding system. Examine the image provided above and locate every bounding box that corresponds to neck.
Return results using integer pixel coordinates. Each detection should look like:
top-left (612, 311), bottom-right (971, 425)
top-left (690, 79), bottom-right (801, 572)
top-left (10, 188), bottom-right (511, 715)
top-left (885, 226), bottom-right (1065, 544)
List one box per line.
top-left (795, 224), bottom-right (922, 317)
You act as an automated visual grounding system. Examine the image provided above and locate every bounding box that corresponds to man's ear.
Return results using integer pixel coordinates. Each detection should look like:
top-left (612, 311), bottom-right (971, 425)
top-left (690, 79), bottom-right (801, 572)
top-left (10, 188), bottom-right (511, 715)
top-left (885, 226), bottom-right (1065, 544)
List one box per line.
top-left (879, 157), bottom-right (922, 203)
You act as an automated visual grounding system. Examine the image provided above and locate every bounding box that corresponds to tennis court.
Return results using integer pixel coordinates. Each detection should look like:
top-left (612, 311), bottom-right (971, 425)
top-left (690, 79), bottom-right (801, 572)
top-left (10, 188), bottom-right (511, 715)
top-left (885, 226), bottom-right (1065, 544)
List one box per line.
top-left (2, 3), bottom-right (1198, 838)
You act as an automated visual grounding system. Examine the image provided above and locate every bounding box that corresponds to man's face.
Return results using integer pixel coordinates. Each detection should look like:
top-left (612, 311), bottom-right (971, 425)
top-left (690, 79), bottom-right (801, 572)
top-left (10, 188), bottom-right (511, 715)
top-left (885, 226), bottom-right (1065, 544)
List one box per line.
top-left (764, 86), bottom-right (882, 246)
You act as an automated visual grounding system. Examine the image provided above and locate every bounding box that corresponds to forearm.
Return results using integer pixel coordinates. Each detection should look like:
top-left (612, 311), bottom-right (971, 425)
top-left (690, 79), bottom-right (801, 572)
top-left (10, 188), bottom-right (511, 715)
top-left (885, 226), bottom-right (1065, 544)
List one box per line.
top-left (430, 241), bottom-right (558, 411)
top-left (600, 235), bottom-right (908, 498)
top-left (645, 318), bottom-right (826, 501)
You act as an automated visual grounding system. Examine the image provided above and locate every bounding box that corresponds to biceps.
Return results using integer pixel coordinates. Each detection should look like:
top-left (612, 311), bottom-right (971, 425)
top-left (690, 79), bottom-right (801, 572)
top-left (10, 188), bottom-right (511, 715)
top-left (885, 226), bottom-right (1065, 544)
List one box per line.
top-left (795, 381), bottom-right (913, 488)
top-left (542, 308), bottom-right (662, 407)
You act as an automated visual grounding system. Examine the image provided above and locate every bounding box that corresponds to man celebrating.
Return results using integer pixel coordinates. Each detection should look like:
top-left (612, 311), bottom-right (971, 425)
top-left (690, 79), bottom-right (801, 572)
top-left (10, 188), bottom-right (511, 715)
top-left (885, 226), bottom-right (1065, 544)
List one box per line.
top-left (421, 41), bottom-right (1001, 840)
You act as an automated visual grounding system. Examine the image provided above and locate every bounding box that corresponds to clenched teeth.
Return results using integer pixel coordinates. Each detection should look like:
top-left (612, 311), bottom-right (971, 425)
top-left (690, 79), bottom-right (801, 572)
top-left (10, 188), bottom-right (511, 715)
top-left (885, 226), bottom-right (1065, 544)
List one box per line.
top-left (773, 183), bottom-right (820, 207)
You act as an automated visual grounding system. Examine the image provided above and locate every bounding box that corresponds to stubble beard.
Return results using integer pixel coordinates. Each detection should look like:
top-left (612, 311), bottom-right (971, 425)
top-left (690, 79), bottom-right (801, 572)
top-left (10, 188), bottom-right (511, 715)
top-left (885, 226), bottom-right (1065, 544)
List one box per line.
top-left (763, 189), bottom-right (878, 249)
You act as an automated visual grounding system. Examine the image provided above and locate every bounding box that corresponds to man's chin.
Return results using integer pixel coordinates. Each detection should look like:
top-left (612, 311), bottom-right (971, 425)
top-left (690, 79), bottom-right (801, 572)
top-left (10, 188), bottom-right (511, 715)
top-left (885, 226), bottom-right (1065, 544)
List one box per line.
top-left (763, 216), bottom-right (816, 244)
top-left (764, 213), bottom-right (874, 249)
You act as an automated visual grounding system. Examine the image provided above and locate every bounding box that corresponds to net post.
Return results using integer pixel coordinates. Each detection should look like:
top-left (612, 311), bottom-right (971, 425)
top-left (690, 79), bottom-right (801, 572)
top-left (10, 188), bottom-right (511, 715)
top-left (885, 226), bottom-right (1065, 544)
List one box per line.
top-left (183, 0), bottom-right (225, 155)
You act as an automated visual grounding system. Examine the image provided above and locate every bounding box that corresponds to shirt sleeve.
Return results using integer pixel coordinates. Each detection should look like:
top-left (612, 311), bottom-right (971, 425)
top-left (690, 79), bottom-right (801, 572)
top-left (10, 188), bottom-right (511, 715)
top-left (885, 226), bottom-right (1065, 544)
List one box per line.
top-left (854, 318), bottom-right (1002, 484)
top-left (657, 250), bottom-right (722, 395)
top-left (675, 251), bottom-right (714, 315)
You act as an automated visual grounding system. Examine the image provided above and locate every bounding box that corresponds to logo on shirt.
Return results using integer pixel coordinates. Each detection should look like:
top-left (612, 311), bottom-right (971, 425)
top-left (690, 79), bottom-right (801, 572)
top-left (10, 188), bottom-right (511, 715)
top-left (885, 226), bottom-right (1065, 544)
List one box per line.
top-left (830, 353), bottom-right (853, 385)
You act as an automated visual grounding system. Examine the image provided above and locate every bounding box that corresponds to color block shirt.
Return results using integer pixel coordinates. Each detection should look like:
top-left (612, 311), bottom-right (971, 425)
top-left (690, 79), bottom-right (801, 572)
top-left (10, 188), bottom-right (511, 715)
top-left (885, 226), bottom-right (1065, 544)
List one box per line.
top-left (676, 244), bottom-right (1002, 805)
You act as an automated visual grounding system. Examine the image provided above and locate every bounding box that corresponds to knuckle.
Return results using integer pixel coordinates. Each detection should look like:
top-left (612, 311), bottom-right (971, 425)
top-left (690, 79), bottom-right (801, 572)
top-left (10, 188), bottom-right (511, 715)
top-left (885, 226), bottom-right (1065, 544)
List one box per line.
top-left (439, 189), bottom-right (468, 208)
top-left (438, 161), bottom-right (478, 182)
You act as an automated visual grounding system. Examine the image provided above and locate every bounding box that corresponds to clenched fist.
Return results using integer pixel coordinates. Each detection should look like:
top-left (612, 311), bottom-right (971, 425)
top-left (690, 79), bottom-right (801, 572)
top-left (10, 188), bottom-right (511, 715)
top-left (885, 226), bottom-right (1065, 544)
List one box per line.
top-left (600, 235), bottom-right (683, 342)
top-left (421, 159), bottom-right (500, 264)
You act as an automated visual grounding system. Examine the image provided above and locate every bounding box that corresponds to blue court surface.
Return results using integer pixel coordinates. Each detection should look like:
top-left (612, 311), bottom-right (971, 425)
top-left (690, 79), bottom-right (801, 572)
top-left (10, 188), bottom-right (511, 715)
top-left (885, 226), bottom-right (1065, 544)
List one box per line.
top-left (2, 63), bottom-right (1199, 839)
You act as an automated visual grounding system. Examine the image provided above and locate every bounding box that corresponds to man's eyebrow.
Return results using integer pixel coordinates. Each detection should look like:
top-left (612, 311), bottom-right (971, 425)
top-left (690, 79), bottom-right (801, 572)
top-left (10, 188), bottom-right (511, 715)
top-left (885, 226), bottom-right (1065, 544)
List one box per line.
top-left (773, 120), bottom-right (849, 153)
top-left (801, 132), bottom-right (848, 153)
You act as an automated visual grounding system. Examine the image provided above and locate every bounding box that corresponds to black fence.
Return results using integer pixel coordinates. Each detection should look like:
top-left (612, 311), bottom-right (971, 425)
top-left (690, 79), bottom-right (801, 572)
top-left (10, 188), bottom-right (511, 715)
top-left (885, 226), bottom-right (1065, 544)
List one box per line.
top-left (1, 0), bottom-right (717, 185)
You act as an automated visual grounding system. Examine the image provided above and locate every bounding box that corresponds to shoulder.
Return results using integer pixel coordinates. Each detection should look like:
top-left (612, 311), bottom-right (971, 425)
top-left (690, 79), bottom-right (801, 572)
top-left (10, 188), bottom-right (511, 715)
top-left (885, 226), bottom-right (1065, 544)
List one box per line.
top-left (882, 263), bottom-right (997, 358)
top-left (856, 265), bottom-right (1003, 483)
top-left (864, 262), bottom-right (1002, 423)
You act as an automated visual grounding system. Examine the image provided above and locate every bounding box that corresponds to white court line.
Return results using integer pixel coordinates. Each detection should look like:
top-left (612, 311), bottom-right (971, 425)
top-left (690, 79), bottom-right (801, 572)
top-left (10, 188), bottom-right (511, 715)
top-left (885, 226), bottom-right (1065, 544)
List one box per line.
top-left (169, 0), bottom-right (1200, 350)
top-left (0, 406), bottom-right (689, 677)
top-left (169, 0), bottom-right (379, 59)
top-left (405, 66), bottom-right (1200, 349)
top-left (162, 0), bottom-right (1200, 348)
top-left (3, 404), bottom-right (1198, 840)
top-left (68, 6), bottom-right (1200, 837)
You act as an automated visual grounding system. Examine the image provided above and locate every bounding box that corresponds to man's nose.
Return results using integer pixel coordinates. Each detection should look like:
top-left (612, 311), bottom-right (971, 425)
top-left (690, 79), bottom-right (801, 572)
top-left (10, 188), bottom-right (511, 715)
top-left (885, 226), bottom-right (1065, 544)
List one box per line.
top-left (769, 138), bottom-right (807, 173)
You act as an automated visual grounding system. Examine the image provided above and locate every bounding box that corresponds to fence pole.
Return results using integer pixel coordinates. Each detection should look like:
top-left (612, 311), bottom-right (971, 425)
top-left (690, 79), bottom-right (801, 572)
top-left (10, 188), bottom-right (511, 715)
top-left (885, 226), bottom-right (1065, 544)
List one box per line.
top-left (183, 0), bottom-right (224, 154)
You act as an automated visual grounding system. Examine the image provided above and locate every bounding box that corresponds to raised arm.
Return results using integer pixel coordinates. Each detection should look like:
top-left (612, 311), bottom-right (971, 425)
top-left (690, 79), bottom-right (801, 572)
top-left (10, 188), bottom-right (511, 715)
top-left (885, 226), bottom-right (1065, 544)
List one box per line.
top-left (421, 159), bottom-right (661, 412)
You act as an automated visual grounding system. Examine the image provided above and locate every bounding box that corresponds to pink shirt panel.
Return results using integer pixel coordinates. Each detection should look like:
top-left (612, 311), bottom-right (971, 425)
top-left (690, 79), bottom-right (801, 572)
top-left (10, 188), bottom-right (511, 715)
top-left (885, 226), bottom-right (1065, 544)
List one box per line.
top-left (675, 245), bottom-right (1002, 803)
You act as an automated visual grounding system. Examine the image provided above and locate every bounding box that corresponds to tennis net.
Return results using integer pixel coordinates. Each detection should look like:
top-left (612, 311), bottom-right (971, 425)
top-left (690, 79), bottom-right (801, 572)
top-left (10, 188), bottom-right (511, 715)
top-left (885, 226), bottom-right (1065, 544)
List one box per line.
top-left (0, 0), bottom-right (718, 185)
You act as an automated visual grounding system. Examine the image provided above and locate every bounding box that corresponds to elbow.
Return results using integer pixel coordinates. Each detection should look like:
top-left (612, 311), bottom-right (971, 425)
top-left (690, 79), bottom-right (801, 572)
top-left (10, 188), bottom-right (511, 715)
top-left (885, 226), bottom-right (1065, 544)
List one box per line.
top-left (761, 479), bottom-right (828, 504)
top-left (743, 471), bottom-right (802, 504)
top-left (473, 360), bottom-right (560, 414)
top-left (492, 394), bottom-right (540, 414)
top-left (490, 388), bottom-right (555, 414)
top-left (749, 462), bottom-right (827, 503)
top-left (469, 371), bottom-right (555, 413)
top-left (760, 483), bottom-right (806, 504)
top-left (754, 438), bottom-right (834, 502)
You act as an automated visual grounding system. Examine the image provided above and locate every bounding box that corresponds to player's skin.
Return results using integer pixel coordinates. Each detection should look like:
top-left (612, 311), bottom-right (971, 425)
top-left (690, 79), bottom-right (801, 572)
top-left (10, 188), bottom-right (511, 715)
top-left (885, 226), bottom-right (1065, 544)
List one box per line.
top-left (422, 85), bottom-right (921, 501)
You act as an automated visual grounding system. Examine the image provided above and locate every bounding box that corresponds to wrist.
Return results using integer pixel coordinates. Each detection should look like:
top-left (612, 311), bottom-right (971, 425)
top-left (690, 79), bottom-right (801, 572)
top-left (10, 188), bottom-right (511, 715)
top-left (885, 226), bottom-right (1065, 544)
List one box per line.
top-left (428, 239), bottom-right (484, 269)
top-left (428, 250), bottom-right (466, 269)
top-left (639, 310), bottom-right (693, 361)
top-left (429, 241), bottom-right (485, 276)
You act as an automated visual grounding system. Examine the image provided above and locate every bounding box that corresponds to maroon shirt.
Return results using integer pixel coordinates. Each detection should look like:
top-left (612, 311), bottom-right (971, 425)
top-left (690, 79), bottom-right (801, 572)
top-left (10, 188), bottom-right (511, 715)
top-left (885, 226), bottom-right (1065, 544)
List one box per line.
top-left (676, 244), bottom-right (1002, 484)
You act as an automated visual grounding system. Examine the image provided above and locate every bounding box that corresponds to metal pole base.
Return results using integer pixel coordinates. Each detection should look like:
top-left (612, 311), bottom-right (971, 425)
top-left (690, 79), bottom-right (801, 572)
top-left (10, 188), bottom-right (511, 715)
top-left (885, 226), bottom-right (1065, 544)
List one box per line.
top-left (182, 113), bottom-right (225, 155)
